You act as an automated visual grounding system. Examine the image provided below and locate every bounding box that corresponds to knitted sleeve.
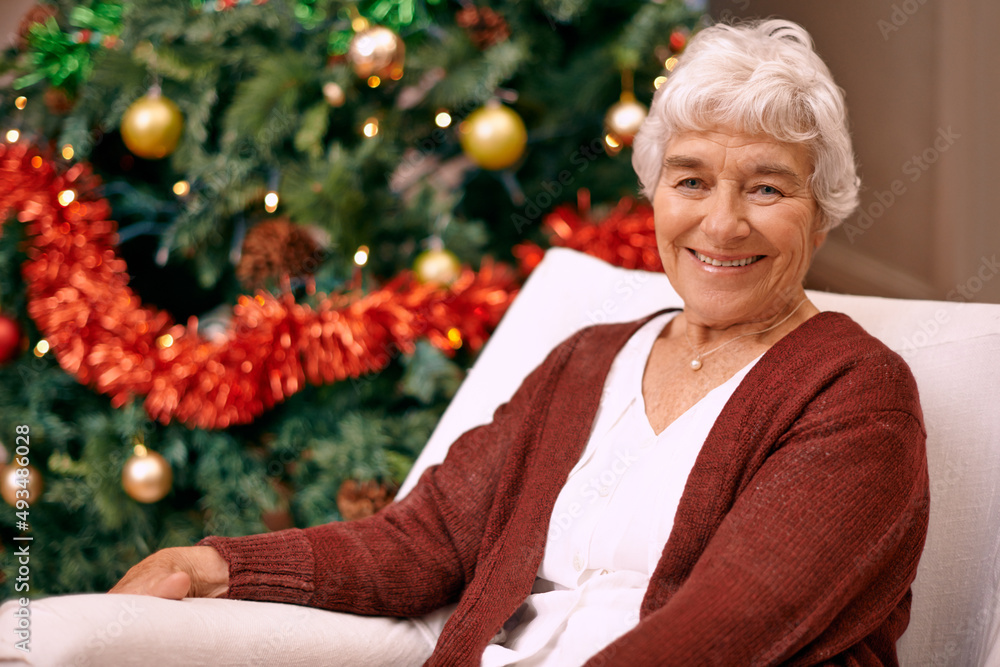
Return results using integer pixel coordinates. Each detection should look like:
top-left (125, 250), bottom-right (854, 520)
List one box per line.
top-left (198, 329), bottom-right (582, 617)
top-left (585, 352), bottom-right (930, 665)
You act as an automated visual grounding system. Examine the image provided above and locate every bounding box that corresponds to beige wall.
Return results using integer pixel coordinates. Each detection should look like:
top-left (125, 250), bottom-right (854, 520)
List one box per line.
top-left (710, 0), bottom-right (1000, 303)
top-left (1, 0), bottom-right (37, 49)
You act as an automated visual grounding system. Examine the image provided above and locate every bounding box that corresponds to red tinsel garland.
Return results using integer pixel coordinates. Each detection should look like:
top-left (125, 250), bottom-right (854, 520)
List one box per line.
top-left (0, 143), bottom-right (518, 429)
top-left (513, 196), bottom-right (662, 275)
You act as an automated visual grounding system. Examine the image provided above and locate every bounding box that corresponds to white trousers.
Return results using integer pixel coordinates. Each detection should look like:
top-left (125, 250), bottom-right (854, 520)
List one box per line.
top-left (0, 594), bottom-right (445, 667)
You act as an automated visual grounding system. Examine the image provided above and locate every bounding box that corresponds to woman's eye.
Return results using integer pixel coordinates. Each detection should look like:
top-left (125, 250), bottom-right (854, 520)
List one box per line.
top-left (679, 178), bottom-right (701, 189)
top-left (756, 185), bottom-right (783, 196)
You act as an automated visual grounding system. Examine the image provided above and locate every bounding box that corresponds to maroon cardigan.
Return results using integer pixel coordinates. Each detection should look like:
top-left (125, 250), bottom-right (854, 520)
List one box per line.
top-left (201, 311), bottom-right (929, 666)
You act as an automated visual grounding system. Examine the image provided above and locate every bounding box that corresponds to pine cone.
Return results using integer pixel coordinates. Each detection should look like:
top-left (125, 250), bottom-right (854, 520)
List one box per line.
top-left (336, 479), bottom-right (398, 521)
top-left (455, 6), bottom-right (510, 50)
top-left (236, 218), bottom-right (323, 290)
top-left (17, 4), bottom-right (58, 51)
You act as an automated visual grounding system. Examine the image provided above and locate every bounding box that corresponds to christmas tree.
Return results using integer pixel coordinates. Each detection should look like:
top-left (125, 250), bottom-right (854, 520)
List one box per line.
top-left (0, 0), bottom-right (703, 596)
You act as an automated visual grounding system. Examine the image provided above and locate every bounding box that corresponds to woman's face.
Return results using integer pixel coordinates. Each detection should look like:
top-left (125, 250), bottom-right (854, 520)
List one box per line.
top-left (653, 128), bottom-right (827, 328)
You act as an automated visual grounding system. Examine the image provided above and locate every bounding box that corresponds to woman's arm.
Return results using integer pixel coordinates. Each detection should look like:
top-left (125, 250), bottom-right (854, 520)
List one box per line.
top-left (112, 328), bottom-right (583, 616)
top-left (199, 402), bottom-right (521, 616)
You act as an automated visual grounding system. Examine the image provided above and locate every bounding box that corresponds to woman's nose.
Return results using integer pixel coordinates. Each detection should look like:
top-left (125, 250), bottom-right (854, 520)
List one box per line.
top-left (701, 188), bottom-right (750, 243)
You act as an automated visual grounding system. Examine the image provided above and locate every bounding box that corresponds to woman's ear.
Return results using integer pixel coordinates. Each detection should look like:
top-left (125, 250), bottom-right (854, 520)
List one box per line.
top-left (811, 215), bottom-right (829, 253)
top-left (813, 228), bottom-right (829, 251)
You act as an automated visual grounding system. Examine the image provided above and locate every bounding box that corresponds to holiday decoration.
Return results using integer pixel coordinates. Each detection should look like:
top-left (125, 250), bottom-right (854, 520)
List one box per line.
top-left (202, 0), bottom-right (272, 10)
top-left (121, 443), bottom-right (173, 503)
top-left (322, 81), bottom-right (346, 107)
top-left (236, 218), bottom-right (324, 289)
top-left (459, 103), bottom-right (527, 171)
top-left (514, 195), bottom-right (662, 275)
top-left (347, 26), bottom-right (405, 80)
top-left (16, 4), bottom-right (59, 52)
top-left (455, 5), bottom-right (511, 50)
top-left (0, 464), bottom-right (44, 507)
top-left (413, 246), bottom-right (462, 286)
top-left (0, 314), bottom-right (22, 364)
top-left (604, 70), bottom-right (647, 148)
top-left (337, 479), bottom-right (397, 521)
top-left (604, 93), bottom-right (647, 147)
top-left (670, 28), bottom-right (689, 52)
top-left (120, 89), bottom-right (184, 159)
top-left (0, 145), bottom-right (518, 430)
top-left (13, 0), bottom-right (123, 92)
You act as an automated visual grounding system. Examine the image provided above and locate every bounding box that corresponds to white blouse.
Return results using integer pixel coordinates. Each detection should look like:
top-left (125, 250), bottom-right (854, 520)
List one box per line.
top-left (480, 312), bottom-right (761, 666)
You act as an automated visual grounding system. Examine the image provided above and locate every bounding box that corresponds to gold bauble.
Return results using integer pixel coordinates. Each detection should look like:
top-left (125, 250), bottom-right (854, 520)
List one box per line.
top-left (1, 464), bottom-right (44, 507)
top-left (120, 92), bottom-right (184, 159)
top-left (323, 82), bottom-right (346, 107)
top-left (122, 447), bottom-right (173, 503)
top-left (458, 104), bottom-right (528, 171)
top-left (413, 247), bottom-right (462, 285)
top-left (604, 93), bottom-right (648, 147)
top-left (347, 26), bottom-right (405, 79)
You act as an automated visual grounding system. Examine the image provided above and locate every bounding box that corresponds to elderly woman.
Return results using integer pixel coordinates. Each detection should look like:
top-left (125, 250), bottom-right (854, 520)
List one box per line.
top-left (10, 18), bottom-right (928, 666)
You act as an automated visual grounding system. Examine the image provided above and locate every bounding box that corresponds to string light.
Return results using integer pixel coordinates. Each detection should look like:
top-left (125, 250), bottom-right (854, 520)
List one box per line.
top-left (5, 130), bottom-right (19, 143)
top-left (604, 133), bottom-right (622, 157)
top-left (15, 97), bottom-right (27, 110)
top-left (367, 75), bottom-right (381, 88)
top-left (389, 67), bottom-right (404, 81)
top-left (156, 334), bottom-right (174, 349)
top-left (354, 245), bottom-right (369, 266)
top-left (351, 15), bottom-right (369, 32)
top-left (173, 180), bottom-right (190, 196)
top-left (30, 156), bottom-right (42, 169)
top-left (362, 118), bottom-right (379, 138)
top-left (653, 75), bottom-right (668, 90)
top-left (665, 56), bottom-right (679, 71)
top-left (61, 144), bottom-right (74, 160)
top-left (264, 191), bottom-right (279, 212)
top-left (447, 328), bottom-right (463, 349)
top-left (434, 111), bottom-right (452, 128)
top-left (33, 339), bottom-right (49, 357)
top-left (57, 189), bottom-right (76, 206)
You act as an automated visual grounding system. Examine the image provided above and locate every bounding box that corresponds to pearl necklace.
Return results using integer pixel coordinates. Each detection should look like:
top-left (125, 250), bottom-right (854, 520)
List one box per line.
top-left (684, 299), bottom-right (807, 371)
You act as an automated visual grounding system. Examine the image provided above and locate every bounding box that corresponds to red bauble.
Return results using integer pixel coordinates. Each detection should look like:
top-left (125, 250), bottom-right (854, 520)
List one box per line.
top-left (0, 315), bottom-right (22, 364)
top-left (669, 29), bottom-right (688, 52)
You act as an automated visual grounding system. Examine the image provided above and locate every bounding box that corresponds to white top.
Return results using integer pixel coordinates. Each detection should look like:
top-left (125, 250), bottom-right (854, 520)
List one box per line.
top-left (480, 311), bottom-right (761, 666)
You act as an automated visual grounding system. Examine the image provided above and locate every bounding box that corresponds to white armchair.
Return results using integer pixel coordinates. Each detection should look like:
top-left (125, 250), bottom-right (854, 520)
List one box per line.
top-left (401, 248), bottom-right (1000, 666)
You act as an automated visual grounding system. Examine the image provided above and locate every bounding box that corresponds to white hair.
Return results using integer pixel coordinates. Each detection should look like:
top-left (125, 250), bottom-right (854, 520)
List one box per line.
top-left (632, 19), bottom-right (860, 230)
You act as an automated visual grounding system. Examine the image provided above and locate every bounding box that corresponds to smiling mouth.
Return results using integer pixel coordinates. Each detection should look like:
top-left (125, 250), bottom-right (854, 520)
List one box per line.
top-left (692, 250), bottom-right (764, 268)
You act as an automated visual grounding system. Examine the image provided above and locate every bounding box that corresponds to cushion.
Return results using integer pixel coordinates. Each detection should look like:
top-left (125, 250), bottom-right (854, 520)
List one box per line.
top-left (399, 247), bottom-right (1000, 665)
top-left (0, 594), bottom-right (436, 665)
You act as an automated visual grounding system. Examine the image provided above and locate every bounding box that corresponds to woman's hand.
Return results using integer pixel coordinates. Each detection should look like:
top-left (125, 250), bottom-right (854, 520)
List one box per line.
top-left (109, 546), bottom-right (229, 600)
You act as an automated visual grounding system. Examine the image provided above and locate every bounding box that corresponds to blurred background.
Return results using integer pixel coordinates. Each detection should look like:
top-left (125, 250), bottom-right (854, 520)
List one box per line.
top-left (0, 0), bottom-right (992, 597)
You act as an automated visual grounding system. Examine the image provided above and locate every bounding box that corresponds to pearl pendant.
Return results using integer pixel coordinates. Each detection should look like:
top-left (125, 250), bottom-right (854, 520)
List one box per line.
top-left (690, 358), bottom-right (703, 371)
